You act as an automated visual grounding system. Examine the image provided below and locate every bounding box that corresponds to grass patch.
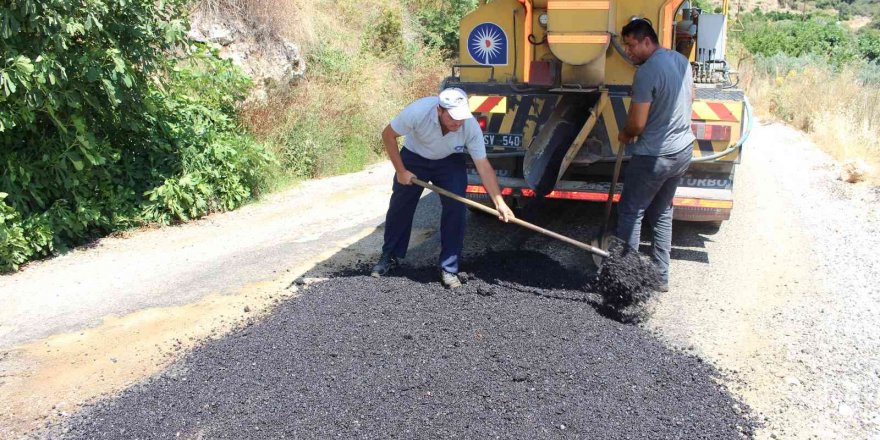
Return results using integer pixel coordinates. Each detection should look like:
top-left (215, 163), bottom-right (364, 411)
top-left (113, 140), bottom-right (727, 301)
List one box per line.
top-left (239, 0), bottom-right (448, 181)
top-left (730, 11), bottom-right (880, 182)
top-left (738, 51), bottom-right (880, 178)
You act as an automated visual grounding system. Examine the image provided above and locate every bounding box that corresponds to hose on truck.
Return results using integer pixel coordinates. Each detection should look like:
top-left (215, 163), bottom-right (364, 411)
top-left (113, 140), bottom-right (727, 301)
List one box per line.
top-left (610, 33), bottom-right (636, 65)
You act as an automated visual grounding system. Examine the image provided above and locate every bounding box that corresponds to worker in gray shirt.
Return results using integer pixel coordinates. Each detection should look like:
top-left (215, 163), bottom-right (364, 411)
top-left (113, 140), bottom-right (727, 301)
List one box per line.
top-left (616, 18), bottom-right (695, 292)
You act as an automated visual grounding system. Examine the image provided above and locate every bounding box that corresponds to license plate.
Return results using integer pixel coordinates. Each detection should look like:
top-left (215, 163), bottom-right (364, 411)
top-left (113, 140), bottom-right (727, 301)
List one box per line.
top-left (483, 133), bottom-right (523, 148)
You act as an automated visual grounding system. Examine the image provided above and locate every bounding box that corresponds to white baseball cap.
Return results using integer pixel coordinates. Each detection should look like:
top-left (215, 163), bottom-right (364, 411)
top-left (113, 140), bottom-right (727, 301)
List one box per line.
top-left (438, 88), bottom-right (472, 121)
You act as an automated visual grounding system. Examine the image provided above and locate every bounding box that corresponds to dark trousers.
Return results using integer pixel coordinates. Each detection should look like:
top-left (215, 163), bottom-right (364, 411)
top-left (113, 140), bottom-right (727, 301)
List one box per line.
top-left (382, 148), bottom-right (468, 273)
top-left (616, 146), bottom-right (692, 283)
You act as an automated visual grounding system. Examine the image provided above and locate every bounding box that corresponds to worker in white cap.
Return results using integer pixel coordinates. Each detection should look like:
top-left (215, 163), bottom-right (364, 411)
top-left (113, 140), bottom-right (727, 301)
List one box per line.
top-left (371, 87), bottom-right (514, 288)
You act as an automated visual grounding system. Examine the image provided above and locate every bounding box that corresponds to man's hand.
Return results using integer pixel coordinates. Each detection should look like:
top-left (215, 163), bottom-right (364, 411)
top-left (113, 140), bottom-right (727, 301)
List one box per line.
top-left (472, 157), bottom-right (514, 222)
top-left (495, 199), bottom-right (515, 223)
top-left (619, 101), bottom-right (650, 145)
top-left (396, 170), bottom-right (416, 185)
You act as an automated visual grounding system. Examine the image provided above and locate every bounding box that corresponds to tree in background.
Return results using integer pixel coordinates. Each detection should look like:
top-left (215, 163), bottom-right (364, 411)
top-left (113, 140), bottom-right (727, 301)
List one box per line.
top-left (410, 0), bottom-right (478, 57)
top-left (0, 0), bottom-right (272, 271)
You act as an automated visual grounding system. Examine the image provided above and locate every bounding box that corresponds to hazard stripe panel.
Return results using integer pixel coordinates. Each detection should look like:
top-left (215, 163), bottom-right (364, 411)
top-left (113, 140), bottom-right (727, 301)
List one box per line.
top-left (468, 96), bottom-right (507, 114)
top-left (691, 100), bottom-right (742, 122)
top-left (706, 102), bottom-right (736, 122)
top-left (465, 93), bottom-right (742, 162)
top-left (598, 97), bottom-right (740, 160)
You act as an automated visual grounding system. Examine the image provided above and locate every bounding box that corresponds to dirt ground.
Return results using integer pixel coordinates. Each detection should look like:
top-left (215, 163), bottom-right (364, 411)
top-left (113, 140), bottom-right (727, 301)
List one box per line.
top-left (1, 121), bottom-right (878, 439)
top-left (648, 122), bottom-right (880, 439)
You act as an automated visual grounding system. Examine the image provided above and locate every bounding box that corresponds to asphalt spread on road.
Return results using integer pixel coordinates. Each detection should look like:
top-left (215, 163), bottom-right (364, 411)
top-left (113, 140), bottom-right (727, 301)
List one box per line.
top-left (60, 251), bottom-right (754, 439)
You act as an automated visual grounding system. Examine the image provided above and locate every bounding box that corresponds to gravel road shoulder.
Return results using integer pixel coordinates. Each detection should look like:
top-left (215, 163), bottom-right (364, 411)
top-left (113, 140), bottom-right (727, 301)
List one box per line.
top-left (648, 121), bottom-right (880, 439)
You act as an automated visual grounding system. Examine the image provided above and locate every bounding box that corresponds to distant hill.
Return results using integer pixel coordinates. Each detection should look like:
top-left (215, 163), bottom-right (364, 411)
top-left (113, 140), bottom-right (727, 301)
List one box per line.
top-left (723, 0), bottom-right (880, 23)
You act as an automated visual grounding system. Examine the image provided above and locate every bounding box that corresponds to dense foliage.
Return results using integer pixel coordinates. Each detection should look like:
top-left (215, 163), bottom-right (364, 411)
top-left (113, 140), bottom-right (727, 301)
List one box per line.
top-left (734, 4), bottom-right (880, 176)
top-left (0, 0), bottom-right (273, 271)
top-left (858, 27), bottom-right (880, 61)
top-left (409, 0), bottom-right (478, 56)
top-left (735, 10), bottom-right (880, 66)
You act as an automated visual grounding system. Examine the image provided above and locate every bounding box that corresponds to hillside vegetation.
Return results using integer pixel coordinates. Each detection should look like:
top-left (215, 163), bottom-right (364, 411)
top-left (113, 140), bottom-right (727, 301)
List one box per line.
top-left (237, 0), bottom-right (469, 181)
top-left (730, 9), bottom-right (880, 178)
top-left (0, 0), bottom-right (277, 271)
top-left (0, 0), bottom-right (475, 272)
top-left (796, 0), bottom-right (880, 22)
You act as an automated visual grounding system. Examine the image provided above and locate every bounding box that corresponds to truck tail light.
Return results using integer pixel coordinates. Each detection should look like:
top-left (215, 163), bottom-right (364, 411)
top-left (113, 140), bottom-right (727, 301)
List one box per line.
top-left (477, 116), bottom-right (488, 131)
top-left (691, 123), bottom-right (731, 141)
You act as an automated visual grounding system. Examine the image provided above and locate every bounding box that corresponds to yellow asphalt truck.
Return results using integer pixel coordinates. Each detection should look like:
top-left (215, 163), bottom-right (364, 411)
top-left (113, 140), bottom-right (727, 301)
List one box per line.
top-left (451, 0), bottom-right (752, 223)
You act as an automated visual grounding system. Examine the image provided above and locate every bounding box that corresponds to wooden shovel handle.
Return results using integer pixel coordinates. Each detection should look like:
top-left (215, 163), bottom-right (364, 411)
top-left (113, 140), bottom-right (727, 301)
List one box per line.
top-left (410, 178), bottom-right (609, 258)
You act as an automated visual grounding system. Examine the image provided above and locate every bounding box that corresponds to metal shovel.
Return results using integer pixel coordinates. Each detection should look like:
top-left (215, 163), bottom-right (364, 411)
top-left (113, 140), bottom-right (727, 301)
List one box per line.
top-left (591, 142), bottom-right (627, 267)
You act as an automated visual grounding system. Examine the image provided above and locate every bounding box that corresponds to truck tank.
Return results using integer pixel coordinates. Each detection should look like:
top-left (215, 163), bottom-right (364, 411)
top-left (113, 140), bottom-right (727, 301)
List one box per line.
top-left (448, 0), bottom-right (751, 222)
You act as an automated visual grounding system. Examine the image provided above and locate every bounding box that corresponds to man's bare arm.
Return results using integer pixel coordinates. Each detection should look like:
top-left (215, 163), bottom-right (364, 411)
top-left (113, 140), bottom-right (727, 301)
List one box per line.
top-left (618, 102), bottom-right (651, 144)
top-left (382, 124), bottom-right (416, 185)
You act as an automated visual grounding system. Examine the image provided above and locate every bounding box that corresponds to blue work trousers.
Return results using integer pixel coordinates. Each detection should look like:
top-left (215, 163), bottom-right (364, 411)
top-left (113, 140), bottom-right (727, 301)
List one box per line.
top-left (616, 146), bottom-right (692, 283)
top-left (382, 148), bottom-right (468, 273)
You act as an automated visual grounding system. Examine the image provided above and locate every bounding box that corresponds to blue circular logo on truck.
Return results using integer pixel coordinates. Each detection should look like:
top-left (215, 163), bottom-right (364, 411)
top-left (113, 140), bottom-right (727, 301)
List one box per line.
top-left (468, 22), bottom-right (508, 65)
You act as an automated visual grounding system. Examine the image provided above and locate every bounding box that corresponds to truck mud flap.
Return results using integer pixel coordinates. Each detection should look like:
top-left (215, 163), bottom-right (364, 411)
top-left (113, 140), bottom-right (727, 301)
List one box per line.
top-left (523, 94), bottom-right (598, 197)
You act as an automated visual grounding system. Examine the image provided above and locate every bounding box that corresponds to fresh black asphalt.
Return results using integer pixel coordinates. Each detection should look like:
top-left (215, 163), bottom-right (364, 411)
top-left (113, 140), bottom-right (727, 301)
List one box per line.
top-left (592, 236), bottom-right (662, 311)
top-left (60, 251), bottom-right (754, 439)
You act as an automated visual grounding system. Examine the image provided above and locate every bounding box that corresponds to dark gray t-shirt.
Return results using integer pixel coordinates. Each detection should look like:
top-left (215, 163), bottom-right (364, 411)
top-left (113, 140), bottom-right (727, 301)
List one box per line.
top-left (630, 48), bottom-right (695, 156)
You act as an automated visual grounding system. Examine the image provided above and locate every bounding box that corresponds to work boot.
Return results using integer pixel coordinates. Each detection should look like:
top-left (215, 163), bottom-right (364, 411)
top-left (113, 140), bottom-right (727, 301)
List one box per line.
top-left (371, 252), bottom-right (398, 277)
top-left (440, 270), bottom-right (462, 289)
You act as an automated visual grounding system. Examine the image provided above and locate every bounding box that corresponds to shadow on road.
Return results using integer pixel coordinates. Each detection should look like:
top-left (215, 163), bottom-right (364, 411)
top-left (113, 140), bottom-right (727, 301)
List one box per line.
top-left (634, 219), bottom-right (720, 265)
top-left (309, 194), bottom-right (721, 282)
top-left (304, 194), bottom-right (726, 325)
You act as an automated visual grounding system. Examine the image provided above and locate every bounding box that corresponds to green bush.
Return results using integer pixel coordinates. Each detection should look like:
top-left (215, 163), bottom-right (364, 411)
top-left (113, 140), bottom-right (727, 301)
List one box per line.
top-left (858, 28), bottom-right (880, 62)
top-left (363, 7), bottom-right (404, 57)
top-left (855, 61), bottom-right (880, 84)
top-left (269, 102), bottom-right (379, 179)
top-left (0, 0), bottom-right (273, 271)
top-left (309, 43), bottom-right (356, 81)
top-left (0, 193), bottom-right (29, 272)
top-left (735, 13), bottom-right (860, 65)
top-left (140, 48), bottom-right (275, 223)
top-left (273, 111), bottom-right (328, 178)
top-left (410, 0), bottom-right (478, 56)
top-left (750, 52), bottom-right (825, 75)
top-left (690, 0), bottom-right (713, 11)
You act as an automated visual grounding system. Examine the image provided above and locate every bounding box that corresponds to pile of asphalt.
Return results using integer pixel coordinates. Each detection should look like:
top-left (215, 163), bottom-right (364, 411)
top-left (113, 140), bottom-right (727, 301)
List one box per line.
top-left (591, 236), bottom-right (662, 310)
top-left (59, 251), bottom-right (753, 439)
